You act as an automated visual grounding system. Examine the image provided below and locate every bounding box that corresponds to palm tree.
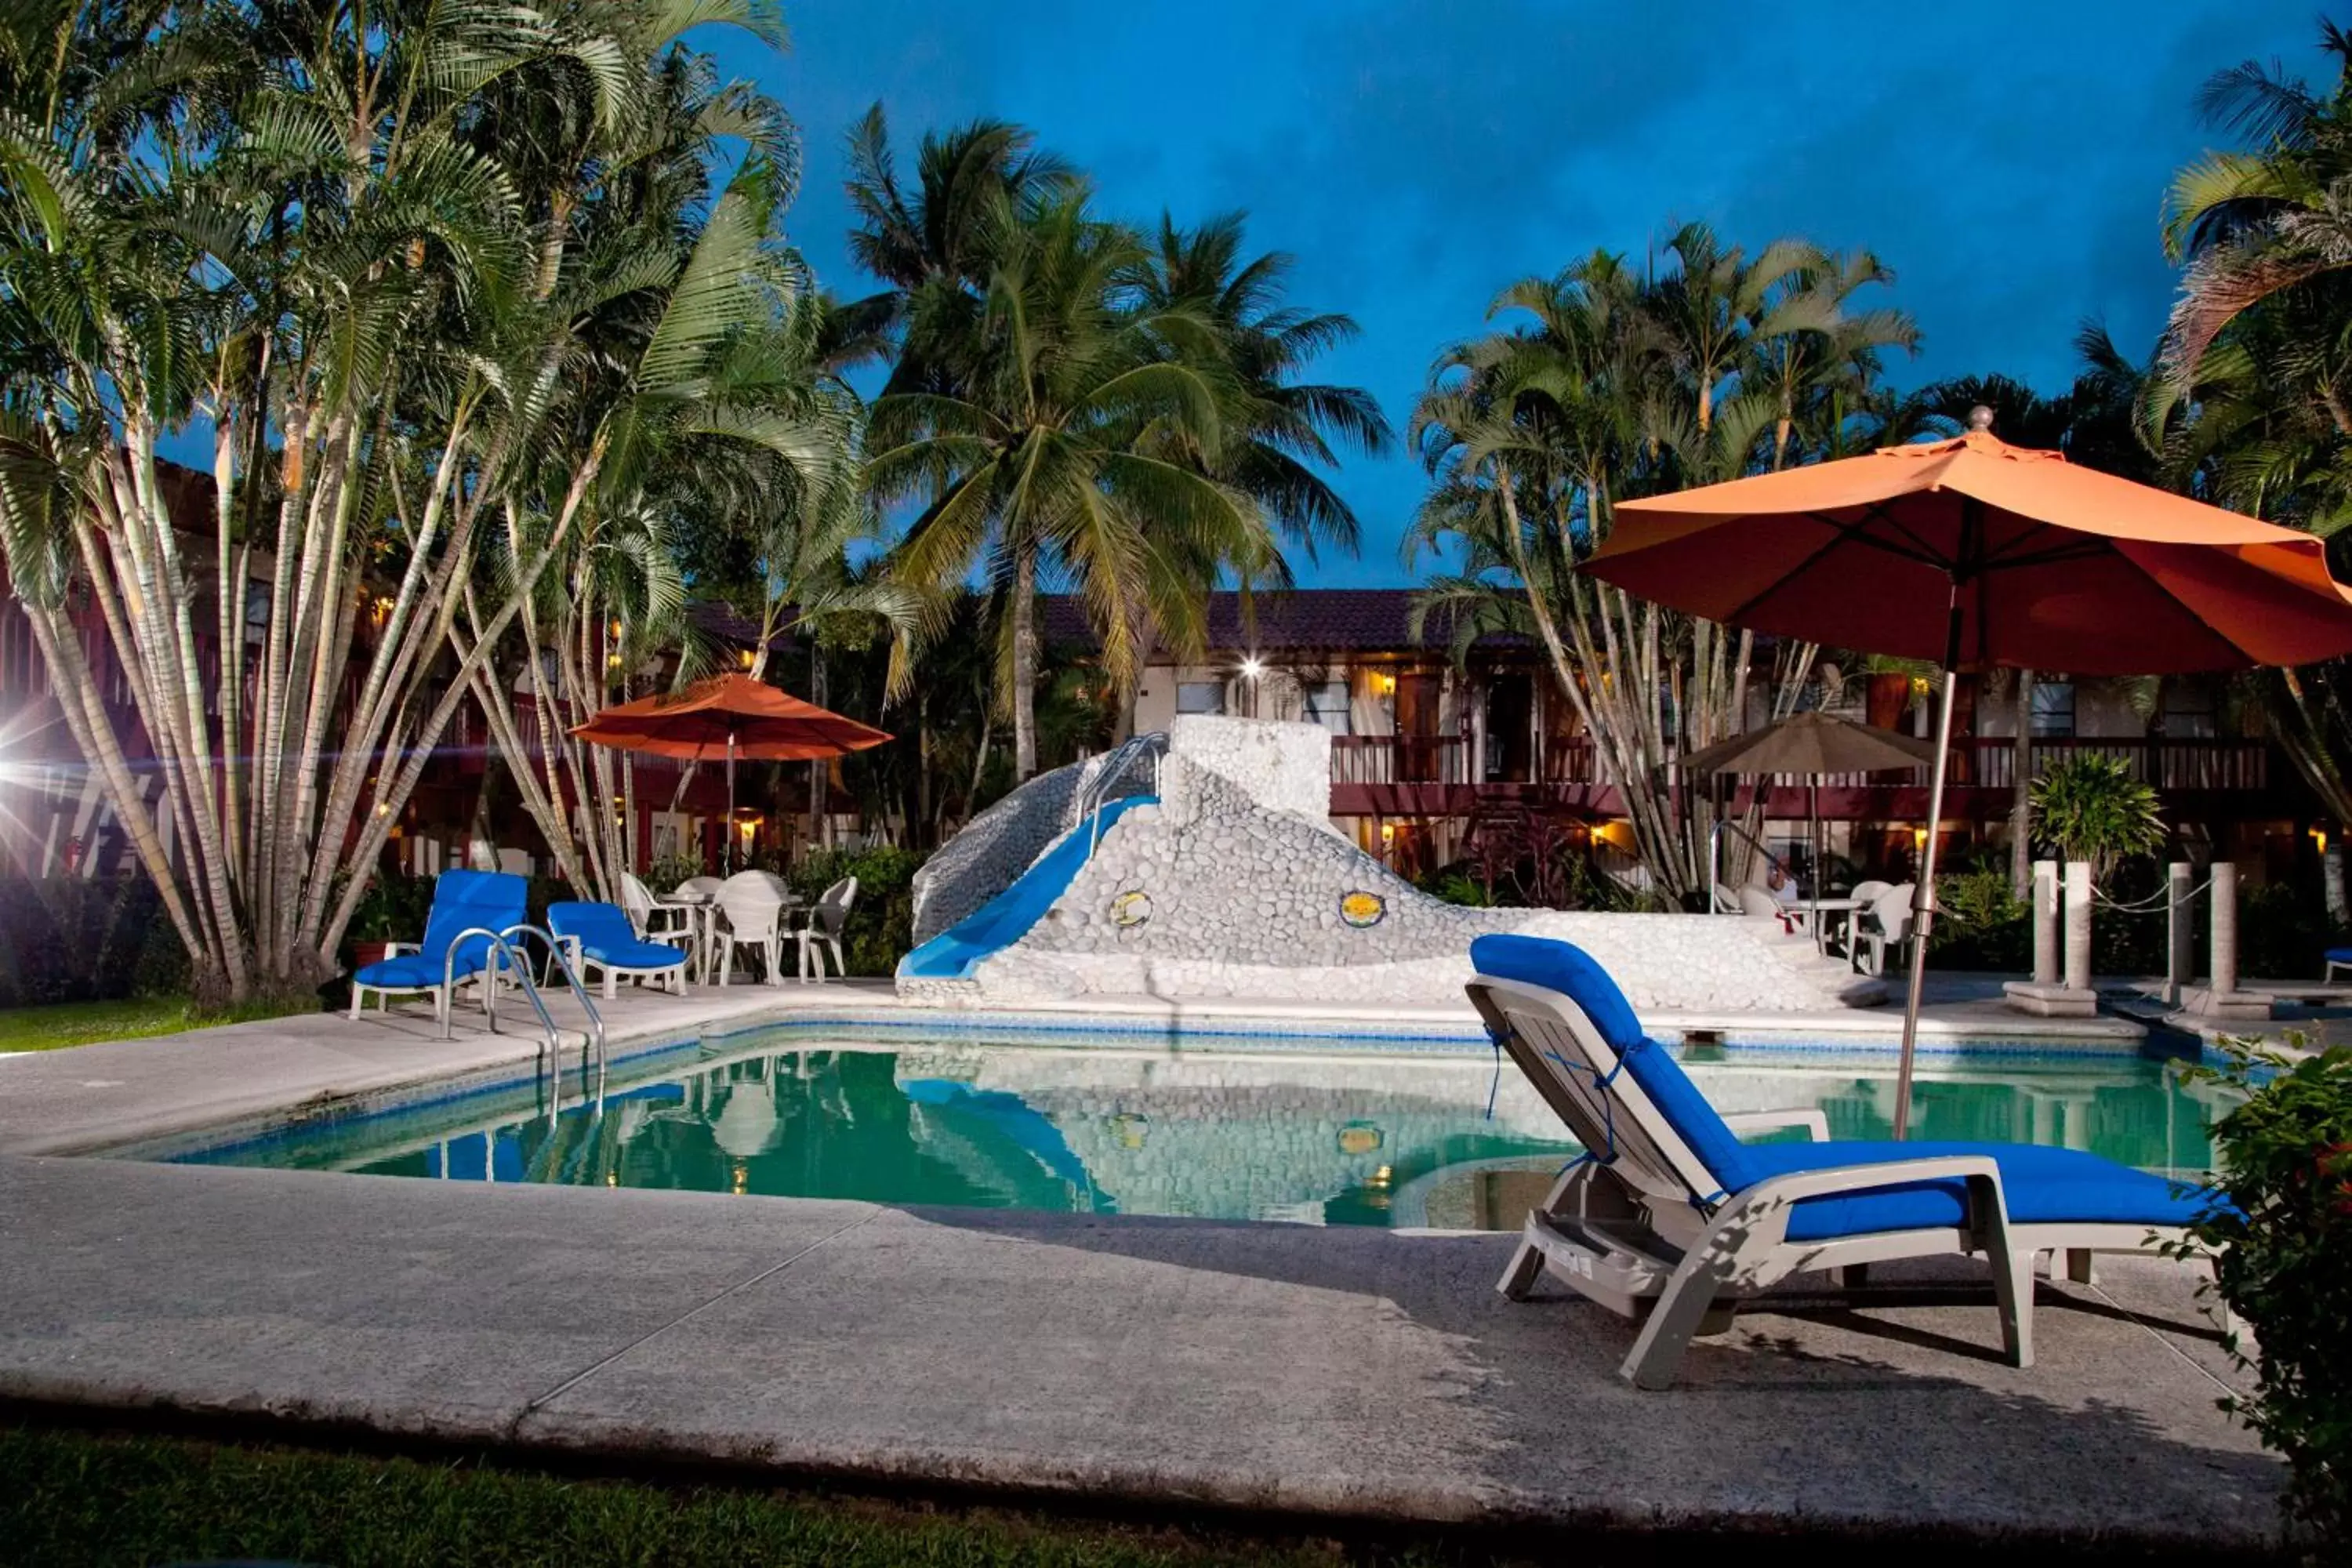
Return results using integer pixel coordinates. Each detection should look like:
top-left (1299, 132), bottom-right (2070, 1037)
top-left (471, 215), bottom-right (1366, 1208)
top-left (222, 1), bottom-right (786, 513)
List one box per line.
top-left (2158, 21), bottom-right (2352, 404)
top-left (1406, 234), bottom-right (1915, 902)
top-left (867, 192), bottom-right (1276, 780)
top-left (0, 0), bottom-right (799, 996)
top-left (1138, 212), bottom-right (1393, 561)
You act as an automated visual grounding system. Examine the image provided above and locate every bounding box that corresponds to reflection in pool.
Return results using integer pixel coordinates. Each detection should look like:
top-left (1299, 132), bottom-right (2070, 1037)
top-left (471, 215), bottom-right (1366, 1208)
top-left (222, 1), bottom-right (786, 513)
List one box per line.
top-left (157, 1033), bottom-right (2227, 1231)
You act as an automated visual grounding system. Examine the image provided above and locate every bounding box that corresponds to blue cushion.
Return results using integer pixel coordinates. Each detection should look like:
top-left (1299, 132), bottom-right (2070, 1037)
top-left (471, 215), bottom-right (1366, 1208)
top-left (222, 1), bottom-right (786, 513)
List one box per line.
top-left (416, 869), bottom-right (528, 977)
top-left (355, 953), bottom-right (474, 989)
top-left (2328, 946), bottom-right (2352, 963)
top-left (1468, 934), bottom-right (2227, 1233)
top-left (548, 902), bottom-right (686, 971)
top-left (1737, 1139), bottom-right (2223, 1242)
top-left (1471, 934), bottom-right (1755, 1191)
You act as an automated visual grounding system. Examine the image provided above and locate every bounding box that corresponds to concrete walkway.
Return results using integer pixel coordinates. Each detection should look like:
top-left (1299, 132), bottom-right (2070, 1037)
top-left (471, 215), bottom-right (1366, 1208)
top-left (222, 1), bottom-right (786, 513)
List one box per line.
top-left (0, 1153), bottom-right (2275, 1548)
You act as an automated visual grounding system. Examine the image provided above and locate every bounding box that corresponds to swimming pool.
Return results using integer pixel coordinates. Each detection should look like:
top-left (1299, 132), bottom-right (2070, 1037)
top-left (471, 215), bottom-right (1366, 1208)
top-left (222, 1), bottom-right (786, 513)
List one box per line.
top-left (123, 1023), bottom-right (2227, 1230)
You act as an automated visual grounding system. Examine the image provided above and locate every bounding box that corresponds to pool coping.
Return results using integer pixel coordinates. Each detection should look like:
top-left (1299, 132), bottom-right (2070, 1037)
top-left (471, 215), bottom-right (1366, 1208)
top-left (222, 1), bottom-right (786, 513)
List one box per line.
top-left (0, 975), bottom-right (2165, 1164)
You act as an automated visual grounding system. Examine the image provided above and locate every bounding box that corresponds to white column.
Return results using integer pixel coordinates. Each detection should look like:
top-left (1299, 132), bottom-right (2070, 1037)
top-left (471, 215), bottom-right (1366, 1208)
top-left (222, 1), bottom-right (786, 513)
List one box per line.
top-left (2211, 860), bottom-right (2239, 997)
top-left (2063, 861), bottom-right (2092, 993)
top-left (2166, 862), bottom-right (2194, 1004)
top-left (2031, 860), bottom-right (2059, 986)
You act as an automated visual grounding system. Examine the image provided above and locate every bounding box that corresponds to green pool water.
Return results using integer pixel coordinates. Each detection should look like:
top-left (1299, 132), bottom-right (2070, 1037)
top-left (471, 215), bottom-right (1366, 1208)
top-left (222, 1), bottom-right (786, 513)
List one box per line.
top-left (149, 1029), bottom-right (2227, 1230)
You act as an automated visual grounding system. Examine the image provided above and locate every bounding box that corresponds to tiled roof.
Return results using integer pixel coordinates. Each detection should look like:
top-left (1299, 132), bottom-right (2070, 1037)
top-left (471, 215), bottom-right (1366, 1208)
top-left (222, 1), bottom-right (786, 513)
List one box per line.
top-left (1039, 589), bottom-right (1522, 655)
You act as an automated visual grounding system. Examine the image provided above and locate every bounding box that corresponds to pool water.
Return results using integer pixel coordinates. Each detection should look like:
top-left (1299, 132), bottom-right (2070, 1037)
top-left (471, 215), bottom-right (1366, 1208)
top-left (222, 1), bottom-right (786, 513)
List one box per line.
top-left (145, 1029), bottom-right (2227, 1230)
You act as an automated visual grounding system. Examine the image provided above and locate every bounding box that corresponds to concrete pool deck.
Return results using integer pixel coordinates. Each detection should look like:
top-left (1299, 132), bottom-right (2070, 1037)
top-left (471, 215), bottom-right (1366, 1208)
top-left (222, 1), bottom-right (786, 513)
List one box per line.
top-left (0, 1152), bottom-right (2276, 1549)
top-left (0, 978), bottom-right (2279, 1548)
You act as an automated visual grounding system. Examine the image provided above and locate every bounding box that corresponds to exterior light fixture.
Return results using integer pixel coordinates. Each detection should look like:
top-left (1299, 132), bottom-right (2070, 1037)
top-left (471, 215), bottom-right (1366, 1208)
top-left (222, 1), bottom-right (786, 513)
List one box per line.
top-left (1240, 655), bottom-right (1264, 680)
top-left (737, 648), bottom-right (757, 671)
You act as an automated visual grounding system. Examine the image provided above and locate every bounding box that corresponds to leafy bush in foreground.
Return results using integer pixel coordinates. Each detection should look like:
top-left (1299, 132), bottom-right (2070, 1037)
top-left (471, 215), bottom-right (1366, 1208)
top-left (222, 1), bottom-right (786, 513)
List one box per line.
top-left (2172, 1036), bottom-right (2352, 1555)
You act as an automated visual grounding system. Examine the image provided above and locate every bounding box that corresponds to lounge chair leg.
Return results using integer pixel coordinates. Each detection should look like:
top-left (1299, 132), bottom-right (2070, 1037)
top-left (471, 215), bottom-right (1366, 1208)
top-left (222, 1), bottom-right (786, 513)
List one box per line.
top-left (1696, 1304), bottom-right (1737, 1337)
top-left (1989, 1249), bottom-right (2036, 1368)
top-left (1497, 1239), bottom-right (1545, 1301)
top-left (1622, 1247), bottom-right (1740, 1389)
top-left (2063, 1249), bottom-right (2096, 1285)
top-left (350, 986), bottom-right (364, 1022)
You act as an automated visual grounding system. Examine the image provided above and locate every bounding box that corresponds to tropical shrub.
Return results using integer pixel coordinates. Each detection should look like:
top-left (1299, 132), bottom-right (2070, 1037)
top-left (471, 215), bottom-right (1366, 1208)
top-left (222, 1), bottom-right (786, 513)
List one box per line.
top-left (1925, 865), bottom-right (2032, 971)
top-left (0, 877), bottom-right (191, 1005)
top-left (788, 846), bottom-right (927, 976)
top-left (2031, 754), bottom-right (2165, 877)
top-left (2173, 1037), bottom-right (2352, 1552)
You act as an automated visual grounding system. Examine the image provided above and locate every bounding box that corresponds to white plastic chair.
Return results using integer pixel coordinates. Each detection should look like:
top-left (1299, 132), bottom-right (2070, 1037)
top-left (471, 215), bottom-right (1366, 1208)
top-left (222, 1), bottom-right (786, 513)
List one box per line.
top-left (620, 872), bottom-right (698, 948)
top-left (1851, 881), bottom-right (1917, 975)
top-left (713, 870), bottom-right (790, 986)
top-left (793, 876), bottom-right (858, 982)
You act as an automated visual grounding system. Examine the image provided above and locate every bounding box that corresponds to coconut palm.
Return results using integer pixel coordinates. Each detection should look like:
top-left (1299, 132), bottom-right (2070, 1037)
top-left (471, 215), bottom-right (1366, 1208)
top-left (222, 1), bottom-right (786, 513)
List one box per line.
top-left (1406, 234), bottom-right (1915, 902)
top-left (867, 192), bottom-right (1279, 780)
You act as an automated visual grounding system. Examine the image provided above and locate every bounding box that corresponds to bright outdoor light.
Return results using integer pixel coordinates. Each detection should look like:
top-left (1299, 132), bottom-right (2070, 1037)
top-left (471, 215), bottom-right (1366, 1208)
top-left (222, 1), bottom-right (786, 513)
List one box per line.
top-left (1240, 655), bottom-right (1263, 679)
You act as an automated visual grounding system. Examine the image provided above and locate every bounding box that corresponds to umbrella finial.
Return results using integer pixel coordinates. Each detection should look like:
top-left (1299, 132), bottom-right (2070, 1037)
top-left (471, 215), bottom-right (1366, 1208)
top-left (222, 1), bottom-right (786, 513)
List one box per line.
top-left (1966, 405), bottom-right (1996, 434)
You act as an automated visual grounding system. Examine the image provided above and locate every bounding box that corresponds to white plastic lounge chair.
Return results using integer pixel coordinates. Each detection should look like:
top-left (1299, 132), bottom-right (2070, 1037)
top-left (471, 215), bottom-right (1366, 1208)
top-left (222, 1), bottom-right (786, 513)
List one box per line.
top-left (619, 872), bottom-right (699, 949)
top-left (1737, 886), bottom-right (1799, 934)
top-left (1849, 881), bottom-right (1915, 975)
top-left (793, 875), bottom-right (858, 981)
top-left (1465, 934), bottom-right (2219, 1388)
top-left (348, 869), bottom-right (528, 1026)
top-left (547, 901), bottom-right (688, 1000)
top-left (713, 870), bottom-right (790, 985)
top-left (2326, 945), bottom-right (2352, 984)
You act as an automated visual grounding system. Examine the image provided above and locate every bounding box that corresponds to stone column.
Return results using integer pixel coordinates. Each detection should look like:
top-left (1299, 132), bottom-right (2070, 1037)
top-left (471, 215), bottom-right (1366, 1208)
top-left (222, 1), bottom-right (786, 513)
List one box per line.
top-left (2032, 860), bottom-right (2059, 986)
top-left (2166, 861), bottom-right (2194, 1005)
top-left (2063, 861), bottom-right (2092, 994)
top-left (2210, 860), bottom-right (2238, 998)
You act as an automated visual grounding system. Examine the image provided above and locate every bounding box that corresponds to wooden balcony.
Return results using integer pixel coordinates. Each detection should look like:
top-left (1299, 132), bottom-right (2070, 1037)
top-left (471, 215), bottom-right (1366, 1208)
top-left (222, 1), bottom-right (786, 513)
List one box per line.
top-left (1327, 733), bottom-right (2299, 821)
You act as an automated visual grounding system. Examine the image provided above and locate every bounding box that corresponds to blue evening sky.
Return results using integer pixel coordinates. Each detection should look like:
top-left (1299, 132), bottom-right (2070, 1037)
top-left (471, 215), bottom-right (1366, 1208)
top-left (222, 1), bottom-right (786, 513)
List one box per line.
top-left (726, 2), bottom-right (2317, 586)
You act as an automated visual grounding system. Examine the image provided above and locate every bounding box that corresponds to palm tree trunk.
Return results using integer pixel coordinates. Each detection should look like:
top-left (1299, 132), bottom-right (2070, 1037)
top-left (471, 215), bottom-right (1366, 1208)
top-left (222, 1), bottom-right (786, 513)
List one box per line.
top-left (1011, 539), bottom-right (1039, 781)
top-left (2010, 670), bottom-right (2036, 895)
top-left (809, 643), bottom-right (831, 850)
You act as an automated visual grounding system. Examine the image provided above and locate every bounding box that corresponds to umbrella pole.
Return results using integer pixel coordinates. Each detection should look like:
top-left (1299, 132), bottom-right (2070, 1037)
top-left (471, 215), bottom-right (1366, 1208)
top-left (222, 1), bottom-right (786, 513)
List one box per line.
top-left (725, 734), bottom-right (737, 875)
top-left (1895, 649), bottom-right (1962, 1139)
top-left (1809, 779), bottom-right (1820, 952)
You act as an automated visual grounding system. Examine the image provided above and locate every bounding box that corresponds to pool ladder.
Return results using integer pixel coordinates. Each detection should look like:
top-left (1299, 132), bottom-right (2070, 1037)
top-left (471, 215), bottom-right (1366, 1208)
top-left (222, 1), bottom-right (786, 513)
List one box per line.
top-left (438, 924), bottom-right (607, 1083)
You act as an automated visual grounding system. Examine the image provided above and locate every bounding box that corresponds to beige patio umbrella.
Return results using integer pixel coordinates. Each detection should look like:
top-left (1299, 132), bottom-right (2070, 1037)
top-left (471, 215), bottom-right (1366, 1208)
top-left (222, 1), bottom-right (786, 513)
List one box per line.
top-left (1680, 710), bottom-right (1937, 942)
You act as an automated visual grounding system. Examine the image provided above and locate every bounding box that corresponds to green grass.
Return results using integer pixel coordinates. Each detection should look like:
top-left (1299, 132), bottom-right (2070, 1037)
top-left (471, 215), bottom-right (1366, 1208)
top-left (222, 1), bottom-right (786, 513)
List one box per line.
top-left (0, 995), bottom-right (318, 1052)
top-left (0, 1425), bottom-right (1349, 1568)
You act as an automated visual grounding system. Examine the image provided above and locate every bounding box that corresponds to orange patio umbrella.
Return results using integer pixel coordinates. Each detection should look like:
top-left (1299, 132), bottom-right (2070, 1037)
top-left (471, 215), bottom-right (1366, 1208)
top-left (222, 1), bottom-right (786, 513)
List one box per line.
top-left (571, 673), bottom-right (892, 870)
top-left (1592, 411), bottom-right (2352, 1136)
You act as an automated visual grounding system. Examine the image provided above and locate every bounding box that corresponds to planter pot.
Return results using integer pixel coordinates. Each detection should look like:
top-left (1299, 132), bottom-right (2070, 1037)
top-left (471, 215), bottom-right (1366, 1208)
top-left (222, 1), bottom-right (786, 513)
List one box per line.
top-left (352, 941), bottom-right (391, 969)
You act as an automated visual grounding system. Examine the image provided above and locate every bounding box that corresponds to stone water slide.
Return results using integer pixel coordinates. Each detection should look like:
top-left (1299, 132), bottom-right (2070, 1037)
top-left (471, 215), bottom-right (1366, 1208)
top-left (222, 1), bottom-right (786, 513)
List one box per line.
top-left (898, 717), bottom-right (1886, 1013)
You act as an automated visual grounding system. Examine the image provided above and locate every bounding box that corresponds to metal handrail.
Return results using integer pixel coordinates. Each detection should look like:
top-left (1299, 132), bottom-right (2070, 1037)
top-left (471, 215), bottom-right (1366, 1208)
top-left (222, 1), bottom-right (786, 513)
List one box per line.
top-left (494, 922), bottom-right (606, 1074)
top-left (1080, 730), bottom-right (1167, 853)
top-left (434, 925), bottom-right (605, 1082)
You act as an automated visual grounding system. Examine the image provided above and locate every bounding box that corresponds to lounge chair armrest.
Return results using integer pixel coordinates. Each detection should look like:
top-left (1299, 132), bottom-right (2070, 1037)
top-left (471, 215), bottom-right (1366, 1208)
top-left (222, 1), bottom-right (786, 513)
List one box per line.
top-left (1722, 1109), bottom-right (1831, 1142)
top-left (1733, 1154), bottom-right (2006, 1212)
top-left (380, 942), bottom-right (419, 957)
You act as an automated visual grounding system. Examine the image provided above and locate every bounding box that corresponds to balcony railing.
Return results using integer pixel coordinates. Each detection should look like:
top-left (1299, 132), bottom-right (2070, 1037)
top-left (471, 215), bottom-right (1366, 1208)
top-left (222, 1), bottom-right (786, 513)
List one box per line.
top-left (1330, 733), bottom-right (2274, 795)
top-left (1330, 734), bottom-right (1468, 786)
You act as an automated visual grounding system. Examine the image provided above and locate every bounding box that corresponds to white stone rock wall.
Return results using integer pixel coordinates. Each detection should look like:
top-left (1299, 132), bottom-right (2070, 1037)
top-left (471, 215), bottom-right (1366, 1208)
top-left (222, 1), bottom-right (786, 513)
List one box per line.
top-left (1163, 715), bottom-right (1334, 829)
top-left (898, 715), bottom-right (1886, 1013)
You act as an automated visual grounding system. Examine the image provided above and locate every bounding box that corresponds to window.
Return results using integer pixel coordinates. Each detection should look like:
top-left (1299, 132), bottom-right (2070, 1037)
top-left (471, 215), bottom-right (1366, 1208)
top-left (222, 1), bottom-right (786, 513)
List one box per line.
top-left (1175, 681), bottom-right (1225, 716)
top-left (1303, 681), bottom-right (1350, 735)
top-left (2161, 684), bottom-right (2217, 739)
top-left (2030, 681), bottom-right (2075, 738)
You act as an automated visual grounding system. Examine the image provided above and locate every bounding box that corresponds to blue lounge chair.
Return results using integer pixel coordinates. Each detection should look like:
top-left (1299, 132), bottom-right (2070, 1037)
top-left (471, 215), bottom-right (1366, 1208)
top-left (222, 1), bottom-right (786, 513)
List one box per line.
top-left (1466, 933), bottom-right (2221, 1388)
top-left (547, 901), bottom-right (689, 1000)
top-left (2326, 946), bottom-right (2352, 985)
top-left (349, 869), bottom-right (528, 1026)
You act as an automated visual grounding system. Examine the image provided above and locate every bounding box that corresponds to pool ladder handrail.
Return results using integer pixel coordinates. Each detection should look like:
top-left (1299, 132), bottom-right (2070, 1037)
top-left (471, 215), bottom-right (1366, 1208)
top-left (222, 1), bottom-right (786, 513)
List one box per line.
top-left (1080, 730), bottom-right (1167, 854)
top-left (437, 925), bottom-right (606, 1079)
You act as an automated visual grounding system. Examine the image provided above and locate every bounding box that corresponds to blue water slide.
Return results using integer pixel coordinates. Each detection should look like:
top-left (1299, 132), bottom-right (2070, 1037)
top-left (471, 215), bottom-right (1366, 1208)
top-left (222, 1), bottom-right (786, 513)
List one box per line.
top-left (897, 795), bottom-right (1156, 981)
